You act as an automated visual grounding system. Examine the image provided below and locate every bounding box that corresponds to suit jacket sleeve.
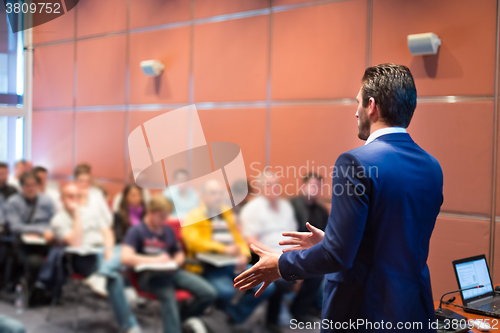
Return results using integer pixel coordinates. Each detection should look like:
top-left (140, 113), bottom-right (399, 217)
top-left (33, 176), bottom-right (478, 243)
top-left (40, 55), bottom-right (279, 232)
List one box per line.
top-left (279, 152), bottom-right (371, 281)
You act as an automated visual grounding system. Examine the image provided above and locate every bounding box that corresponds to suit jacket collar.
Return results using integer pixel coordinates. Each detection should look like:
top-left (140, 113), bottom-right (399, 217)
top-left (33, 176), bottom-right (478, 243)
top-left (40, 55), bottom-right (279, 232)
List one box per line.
top-left (372, 132), bottom-right (413, 143)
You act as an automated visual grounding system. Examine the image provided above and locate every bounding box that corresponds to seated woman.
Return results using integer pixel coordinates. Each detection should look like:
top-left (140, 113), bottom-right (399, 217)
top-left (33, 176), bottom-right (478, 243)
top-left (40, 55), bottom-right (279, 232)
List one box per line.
top-left (113, 184), bottom-right (145, 244)
top-left (121, 195), bottom-right (217, 333)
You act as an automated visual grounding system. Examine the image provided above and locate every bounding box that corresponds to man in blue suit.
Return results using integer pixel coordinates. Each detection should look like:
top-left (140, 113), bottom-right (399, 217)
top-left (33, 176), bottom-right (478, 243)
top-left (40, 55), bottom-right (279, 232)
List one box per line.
top-left (234, 63), bottom-right (443, 332)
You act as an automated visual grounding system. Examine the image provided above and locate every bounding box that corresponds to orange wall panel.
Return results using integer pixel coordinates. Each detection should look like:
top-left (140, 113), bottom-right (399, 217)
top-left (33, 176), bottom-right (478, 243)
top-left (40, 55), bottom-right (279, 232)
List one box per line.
top-left (33, 9), bottom-right (75, 44)
top-left (75, 112), bottom-right (126, 180)
top-left (130, 0), bottom-right (190, 29)
top-left (408, 102), bottom-right (494, 215)
top-left (33, 43), bottom-right (74, 108)
top-left (271, 1), bottom-right (367, 100)
top-left (270, 105), bottom-right (362, 198)
top-left (198, 108), bottom-right (267, 179)
top-left (129, 27), bottom-right (190, 104)
top-left (76, 35), bottom-right (127, 106)
top-left (194, 0), bottom-right (269, 19)
top-left (372, 0), bottom-right (497, 96)
top-left (428, 216), bottom-right (490, 301)
top-left (193, 15), bottom-right (269, 102)
top-left (76, 0), bottom-right (127, 37)
top-left (32, 111), bottom-right (74, 175)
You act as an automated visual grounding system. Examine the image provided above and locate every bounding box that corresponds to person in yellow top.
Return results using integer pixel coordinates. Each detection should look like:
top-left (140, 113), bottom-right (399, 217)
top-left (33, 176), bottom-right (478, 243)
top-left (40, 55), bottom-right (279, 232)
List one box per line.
top-left (181, 179), bottom-right (274, 324)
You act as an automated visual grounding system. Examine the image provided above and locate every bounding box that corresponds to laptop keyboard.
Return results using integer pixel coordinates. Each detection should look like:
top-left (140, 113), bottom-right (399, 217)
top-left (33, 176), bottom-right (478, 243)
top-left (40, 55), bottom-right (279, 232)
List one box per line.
top-left (475, 301), bottom-right (500, 313)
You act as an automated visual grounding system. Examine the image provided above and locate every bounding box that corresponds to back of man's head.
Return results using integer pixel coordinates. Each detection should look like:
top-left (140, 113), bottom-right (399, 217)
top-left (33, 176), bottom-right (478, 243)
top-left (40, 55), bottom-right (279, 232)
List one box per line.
top-left (361, 63), bottom-right (417, 128)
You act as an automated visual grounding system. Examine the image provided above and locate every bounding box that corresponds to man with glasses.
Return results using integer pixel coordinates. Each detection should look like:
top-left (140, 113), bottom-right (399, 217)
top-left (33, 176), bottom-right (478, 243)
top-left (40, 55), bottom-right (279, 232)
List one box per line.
top-left (4, 171), bottom-right (55, 296)
top-left (5, 172), bottom-right (54, 239)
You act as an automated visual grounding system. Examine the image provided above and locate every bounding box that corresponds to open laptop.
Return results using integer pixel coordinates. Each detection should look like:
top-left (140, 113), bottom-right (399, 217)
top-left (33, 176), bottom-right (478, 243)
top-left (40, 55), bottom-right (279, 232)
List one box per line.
top-left (453, 254), bottom-right (500, 317)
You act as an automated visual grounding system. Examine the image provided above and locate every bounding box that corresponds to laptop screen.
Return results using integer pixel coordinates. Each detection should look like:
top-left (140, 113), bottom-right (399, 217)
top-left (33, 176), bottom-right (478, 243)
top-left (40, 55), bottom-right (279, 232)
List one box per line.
top-left (455, 257), bottom-right (493, 300)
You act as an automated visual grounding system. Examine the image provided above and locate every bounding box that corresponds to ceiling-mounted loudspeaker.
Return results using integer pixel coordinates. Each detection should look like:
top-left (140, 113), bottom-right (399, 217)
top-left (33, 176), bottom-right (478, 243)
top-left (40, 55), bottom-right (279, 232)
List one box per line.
top-left (407, 33), bottom-right (441, 56)
top-left (140, 60), bottom-right (165, 77)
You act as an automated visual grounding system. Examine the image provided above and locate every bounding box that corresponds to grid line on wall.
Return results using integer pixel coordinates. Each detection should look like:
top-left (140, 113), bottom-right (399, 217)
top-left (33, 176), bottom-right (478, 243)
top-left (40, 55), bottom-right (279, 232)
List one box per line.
top-left (489, 0), bottom-right (500, 277)
top-left (71, 1), bottom-right (78, 172)
top-left (265, 0), bottom-right (274, 167)
top-left (365, 0), bottom-right (372, 68)
top-left (187, 0), bottom-right (196, 176)
top-left (124, 0), bottom-right (131, 182)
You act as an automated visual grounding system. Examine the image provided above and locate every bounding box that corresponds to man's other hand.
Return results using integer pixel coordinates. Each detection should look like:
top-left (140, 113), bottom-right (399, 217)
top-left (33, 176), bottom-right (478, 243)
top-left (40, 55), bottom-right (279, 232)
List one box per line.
top-left (279, 222), bottom-right (324, 253)
top-left (233, 244), bottom-right (281, 297)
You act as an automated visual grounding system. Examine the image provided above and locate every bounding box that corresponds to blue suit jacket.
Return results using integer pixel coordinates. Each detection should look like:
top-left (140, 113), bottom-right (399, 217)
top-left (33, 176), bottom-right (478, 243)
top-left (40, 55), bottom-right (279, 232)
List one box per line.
top-left (279, 133), bottom-right (443, 332)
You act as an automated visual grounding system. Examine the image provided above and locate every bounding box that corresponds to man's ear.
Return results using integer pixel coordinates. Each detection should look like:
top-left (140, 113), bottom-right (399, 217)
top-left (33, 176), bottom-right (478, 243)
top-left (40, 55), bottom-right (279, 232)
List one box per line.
top-left (367, 97), bottom-right (379, 121)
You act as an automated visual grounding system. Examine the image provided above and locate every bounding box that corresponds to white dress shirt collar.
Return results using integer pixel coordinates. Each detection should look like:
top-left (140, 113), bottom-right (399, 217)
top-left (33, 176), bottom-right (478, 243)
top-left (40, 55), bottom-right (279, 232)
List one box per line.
top-left (365, 127), bottom-right (407, 145)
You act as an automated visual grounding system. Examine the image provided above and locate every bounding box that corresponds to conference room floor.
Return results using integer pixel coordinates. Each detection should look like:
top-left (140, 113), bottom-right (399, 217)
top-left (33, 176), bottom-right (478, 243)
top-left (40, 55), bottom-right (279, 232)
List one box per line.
top-left (0, 288), bottom-right (320, 333)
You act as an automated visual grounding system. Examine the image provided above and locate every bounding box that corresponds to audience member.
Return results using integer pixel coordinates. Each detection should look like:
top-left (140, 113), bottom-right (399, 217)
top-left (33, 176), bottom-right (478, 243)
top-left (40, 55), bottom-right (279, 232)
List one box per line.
top-left (163, 169), bottom-right (199, 222)
top-left (4, 172), bottom-right (55, 294)
top-left (0, 162), bottom-right (17, 226)
top-left (0, 195), bottom-right (5, 226)
top-left (230, 179), bottom-right (251, 220)
top-left (51, 183), bottom-right (140, 333)
top-left (121, 195), bottom-right (217, 333)
top-left (0, 162), bottom-right (17, 201)
top-left (240, 172), bottom-right (323, 333)
top-left (289, 172), bottom-right (329, 318)
top-left (8, 160), bottom-right (32, 191)
top-left (112, 173), bottom-right (150, 213)
top-left (33, 166), bottom-right (62, 212)
top-left (182, 179), bottom-right (274, 324)
top-left (74, 163), bottom-right (112, 225)
top-left (290, 172), bottom-right (329, 232)
top-left (5, 172), bottom-right (55, 239)
top-left (113, 184), bottom-right (145, 244)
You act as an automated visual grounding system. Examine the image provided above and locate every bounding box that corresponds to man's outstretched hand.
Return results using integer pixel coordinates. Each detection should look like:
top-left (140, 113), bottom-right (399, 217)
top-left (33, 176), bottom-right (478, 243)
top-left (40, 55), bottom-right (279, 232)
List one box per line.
top-left (279, 222), bottom-right (324, 253)
top-left (233, 244), bottom-right (281, 297)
